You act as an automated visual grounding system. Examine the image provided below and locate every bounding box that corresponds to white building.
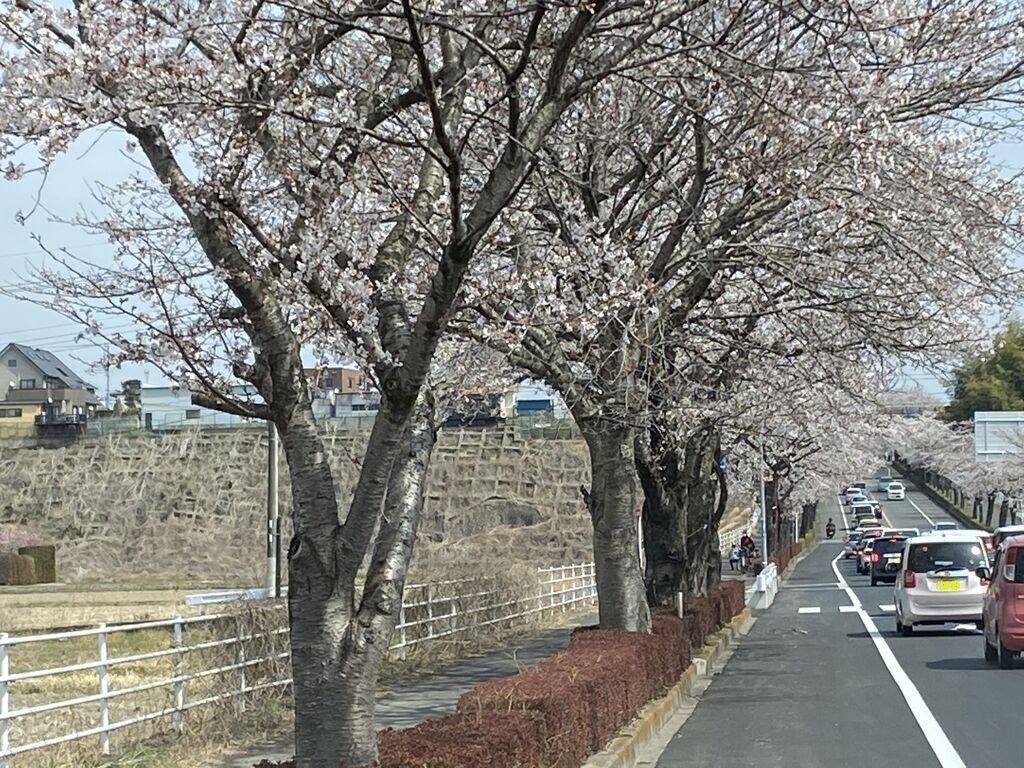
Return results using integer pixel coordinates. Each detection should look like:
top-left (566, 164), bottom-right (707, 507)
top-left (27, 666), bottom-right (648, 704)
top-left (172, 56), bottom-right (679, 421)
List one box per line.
top-left (141, 384), bottom-right (263, 431)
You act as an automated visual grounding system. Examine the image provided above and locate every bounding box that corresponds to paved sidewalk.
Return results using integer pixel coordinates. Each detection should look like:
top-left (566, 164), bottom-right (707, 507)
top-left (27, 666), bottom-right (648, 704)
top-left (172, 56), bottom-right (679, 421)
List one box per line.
top-left (224, 615), bottom-right (596, 767)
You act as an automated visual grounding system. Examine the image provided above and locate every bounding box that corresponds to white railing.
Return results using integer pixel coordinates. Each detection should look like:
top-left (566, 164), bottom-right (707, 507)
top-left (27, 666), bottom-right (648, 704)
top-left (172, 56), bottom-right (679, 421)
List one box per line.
top-left (720, 504), bottom-right (760, 551)
top-left (0, 563), bottom-right (595, 767)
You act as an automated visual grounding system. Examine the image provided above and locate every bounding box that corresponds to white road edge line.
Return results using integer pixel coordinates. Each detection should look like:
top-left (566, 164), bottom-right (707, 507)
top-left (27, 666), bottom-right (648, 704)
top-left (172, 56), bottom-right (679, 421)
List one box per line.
top-left (832, 495), bottom-right (965, 768)
top-left (839, 606), bottom-right (858, 613)
top-left (797, 607), bottom-right (821, 614)
top-left (905, 494), bottom-right (936, 527)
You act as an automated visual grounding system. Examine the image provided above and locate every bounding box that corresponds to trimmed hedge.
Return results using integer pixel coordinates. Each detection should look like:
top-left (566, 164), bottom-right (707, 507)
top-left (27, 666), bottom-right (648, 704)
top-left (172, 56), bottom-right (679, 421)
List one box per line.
top-left (259, 580), bottom-right (747, 768)
top-left (770, 540), bottom-right (804, 574)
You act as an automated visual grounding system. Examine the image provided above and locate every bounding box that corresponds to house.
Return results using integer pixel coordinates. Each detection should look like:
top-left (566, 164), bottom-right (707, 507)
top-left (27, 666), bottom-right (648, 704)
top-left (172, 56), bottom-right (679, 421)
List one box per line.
top-left (304, 365), bottom-right (367, 394)
top-left (499, 380), bottom-right (568, 419)
top-left (140, 384), bottom-right (263, 431)
top-left (1, 343), bottom-right (101, 438)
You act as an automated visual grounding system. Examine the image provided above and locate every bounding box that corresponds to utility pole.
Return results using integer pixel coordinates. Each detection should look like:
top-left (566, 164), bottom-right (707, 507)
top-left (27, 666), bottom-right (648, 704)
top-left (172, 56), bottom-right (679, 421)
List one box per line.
top-left (266, 420), bottom-right (280, 597)
top-left (759, 440), bottom-right (769, 560)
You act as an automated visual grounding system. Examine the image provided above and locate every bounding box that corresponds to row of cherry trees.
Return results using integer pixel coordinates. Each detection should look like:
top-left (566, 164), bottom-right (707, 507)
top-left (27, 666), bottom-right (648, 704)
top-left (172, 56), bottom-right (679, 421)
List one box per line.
top-left (893, 415), bottom-right (1024, 528)
top-left (3, 2), bottom-right (1024, 766)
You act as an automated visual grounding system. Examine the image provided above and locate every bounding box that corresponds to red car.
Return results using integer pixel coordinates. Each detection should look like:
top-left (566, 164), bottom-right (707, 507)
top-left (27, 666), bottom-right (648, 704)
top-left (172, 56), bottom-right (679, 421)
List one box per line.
top-left (982, 534), bottom-right (1024, 669)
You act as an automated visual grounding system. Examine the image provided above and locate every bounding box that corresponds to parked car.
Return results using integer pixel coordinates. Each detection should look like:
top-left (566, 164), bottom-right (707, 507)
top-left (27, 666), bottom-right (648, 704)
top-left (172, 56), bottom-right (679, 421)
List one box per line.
top-left (869, 535), bottom-right (908, 586)
top-left (895, 533), bottom-right (989, 636)
top-left (993, 525), bottom-right (1024, 549)
top-left (844, 531), bottom-right (864, 560)
top-left (981, 535), bottom-right (1024, 669)
top-left (886, 481), bottom-right (906, 500)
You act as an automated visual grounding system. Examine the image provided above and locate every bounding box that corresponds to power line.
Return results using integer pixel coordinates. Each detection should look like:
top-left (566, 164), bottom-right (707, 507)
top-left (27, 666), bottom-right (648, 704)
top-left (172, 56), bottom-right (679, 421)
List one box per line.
top-left (0, 242), bottom-right (112, 260)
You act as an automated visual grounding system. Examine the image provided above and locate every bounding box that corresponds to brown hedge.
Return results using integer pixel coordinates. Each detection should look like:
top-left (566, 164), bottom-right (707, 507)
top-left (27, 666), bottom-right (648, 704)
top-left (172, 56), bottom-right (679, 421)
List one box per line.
top-left (257, 582), bottom-right (747, 768)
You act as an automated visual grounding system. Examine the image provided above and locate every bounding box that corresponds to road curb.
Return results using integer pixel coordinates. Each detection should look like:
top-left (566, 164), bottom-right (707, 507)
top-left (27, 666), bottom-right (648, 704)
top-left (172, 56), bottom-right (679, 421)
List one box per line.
top-left (780, 534), bottom-right (819, 578)
top-left (581, 608), bottom-right (755, 768)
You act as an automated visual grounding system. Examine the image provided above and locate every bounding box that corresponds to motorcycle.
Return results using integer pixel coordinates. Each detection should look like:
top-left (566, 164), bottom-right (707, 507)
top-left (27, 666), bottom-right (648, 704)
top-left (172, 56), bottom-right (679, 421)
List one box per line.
top-left (826, 523), bottom-right (836, 539)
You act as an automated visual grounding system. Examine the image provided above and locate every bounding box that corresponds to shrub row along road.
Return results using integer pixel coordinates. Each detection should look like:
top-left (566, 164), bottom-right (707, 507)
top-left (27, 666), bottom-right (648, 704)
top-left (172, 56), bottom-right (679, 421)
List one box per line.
top-left (656, 479), bottom-right (1012, 768)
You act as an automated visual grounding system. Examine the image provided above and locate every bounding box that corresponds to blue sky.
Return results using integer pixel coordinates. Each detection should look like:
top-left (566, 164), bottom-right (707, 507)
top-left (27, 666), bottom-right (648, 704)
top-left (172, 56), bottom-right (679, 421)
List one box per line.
top-left (1, 132), bottom-right (1022, 402)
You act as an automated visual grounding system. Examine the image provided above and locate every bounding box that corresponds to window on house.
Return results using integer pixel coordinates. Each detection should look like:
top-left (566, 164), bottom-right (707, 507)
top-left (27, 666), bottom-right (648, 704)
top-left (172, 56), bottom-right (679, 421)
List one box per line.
top-left (185, 409), bottom-right (201, 420)
top-left (0, 408), bottom-right (23, 418)
top-left (6, 359), bottom-right (15, 368)
top-left (19, 378), bottom-right (36, 389)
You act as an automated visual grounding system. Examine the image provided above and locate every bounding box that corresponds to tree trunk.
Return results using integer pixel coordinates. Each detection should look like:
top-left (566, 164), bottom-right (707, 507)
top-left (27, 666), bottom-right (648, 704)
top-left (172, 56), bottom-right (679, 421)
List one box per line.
top-left (635, 428), bottom-right (724, 605)
top-left (286, 401), bottom-right (436, 768)
top-left (578, 418), bottom-right (650, 632)
top-left (635, 433), bottom-right (686, 607)
top-left (683, 433), bottom-right (725, 597)
top-left (974, 495), bottom-right (982, 520)
top-left (987, 492), bottom-right (997, 528)
top-left (999, 497), bottom-right (1010, 528)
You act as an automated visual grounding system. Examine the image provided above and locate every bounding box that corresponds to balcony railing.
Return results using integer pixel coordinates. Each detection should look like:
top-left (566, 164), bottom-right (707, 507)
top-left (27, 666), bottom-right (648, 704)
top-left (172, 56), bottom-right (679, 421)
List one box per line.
top-left (35, 413), bottom-right (87, 426)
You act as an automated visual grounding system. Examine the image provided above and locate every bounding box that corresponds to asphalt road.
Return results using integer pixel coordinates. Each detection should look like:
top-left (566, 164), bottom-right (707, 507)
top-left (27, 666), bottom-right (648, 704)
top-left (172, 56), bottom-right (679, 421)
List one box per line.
top-left (657, 477), bottom-right (1019, 768)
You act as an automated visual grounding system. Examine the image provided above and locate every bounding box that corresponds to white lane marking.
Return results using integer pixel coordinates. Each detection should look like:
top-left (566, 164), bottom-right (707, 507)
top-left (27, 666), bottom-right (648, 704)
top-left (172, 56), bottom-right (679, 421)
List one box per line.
top-left (797, 607), bottom-right (821, 614)
top-left (879, 604), bottom-right (896, 612)
top-left (905, 494), bottom-right (936, 527)
top-left (839, 606), bottom-right (858, 613)
top-left (830, 499), bottom-right (967, 768)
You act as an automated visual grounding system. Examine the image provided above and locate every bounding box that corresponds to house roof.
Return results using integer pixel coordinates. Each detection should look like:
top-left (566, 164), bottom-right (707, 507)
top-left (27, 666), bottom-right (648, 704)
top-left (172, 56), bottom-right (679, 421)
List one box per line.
top-left (2, 343), bottom-right (100, 403)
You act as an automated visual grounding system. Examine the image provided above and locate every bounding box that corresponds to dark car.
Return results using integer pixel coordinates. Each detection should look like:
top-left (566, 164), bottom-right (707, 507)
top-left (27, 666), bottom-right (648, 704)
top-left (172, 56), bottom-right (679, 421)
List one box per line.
top-left (870, 535), bottom-right (908, 586)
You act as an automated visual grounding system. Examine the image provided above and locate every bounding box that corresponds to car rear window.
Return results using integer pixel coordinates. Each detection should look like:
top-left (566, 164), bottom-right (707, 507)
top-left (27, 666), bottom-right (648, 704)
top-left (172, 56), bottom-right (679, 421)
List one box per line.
top-left (873, 539), bottom-right (906, 556)
top-left (1011, 549), bottom-right (1024, 583)
top-left (907, 542), bottom-right (986, 572)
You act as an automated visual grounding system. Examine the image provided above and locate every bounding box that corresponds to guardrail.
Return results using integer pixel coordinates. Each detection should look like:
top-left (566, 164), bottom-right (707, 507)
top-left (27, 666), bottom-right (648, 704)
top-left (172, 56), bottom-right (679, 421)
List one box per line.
top-left (749, 562), bottom-right (779, 609)
top-left (0, 563), bottom-right (595, 767)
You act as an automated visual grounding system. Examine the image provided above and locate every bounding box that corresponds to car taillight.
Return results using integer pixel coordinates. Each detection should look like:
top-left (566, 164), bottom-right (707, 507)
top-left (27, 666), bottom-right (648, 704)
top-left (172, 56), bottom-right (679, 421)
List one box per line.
top-left (870, 553), bottom-right (879, 563)
top-left (903, 571), bottom-right (917, 588)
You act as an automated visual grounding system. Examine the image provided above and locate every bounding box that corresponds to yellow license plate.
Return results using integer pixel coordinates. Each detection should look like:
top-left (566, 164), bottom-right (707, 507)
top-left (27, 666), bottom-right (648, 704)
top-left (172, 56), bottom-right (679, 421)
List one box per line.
top-left (935, 579), bottom-right (962, 591)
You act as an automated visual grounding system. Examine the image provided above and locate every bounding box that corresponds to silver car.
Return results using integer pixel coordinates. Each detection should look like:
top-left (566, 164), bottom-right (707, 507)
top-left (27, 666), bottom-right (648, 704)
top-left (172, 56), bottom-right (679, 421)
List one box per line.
top-left (894, 534), bottom-right (989, 636)
top-left (843, 531), bottom-right (864, 559)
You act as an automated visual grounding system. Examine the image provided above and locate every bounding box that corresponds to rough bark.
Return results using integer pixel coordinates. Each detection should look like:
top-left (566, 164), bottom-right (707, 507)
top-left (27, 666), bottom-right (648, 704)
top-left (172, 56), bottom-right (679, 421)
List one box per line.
top-left (635, 432), bottom-right (687, 607)
top-left (578, 418), bottom-right (650, 632)
top-left (999, 496), bottom-right (1010, 528)
top-left (987, 492), bottom-right (997, 528)
top-left (635, 427), bottom-right (724, 605)
top-left (287, 401), bottom-right (436, 768)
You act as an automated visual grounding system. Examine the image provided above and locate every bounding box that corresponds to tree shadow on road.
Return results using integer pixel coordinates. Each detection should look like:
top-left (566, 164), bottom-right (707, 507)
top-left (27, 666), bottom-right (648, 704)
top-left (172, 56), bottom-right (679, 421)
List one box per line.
top-left (925, 658), bottom-right (997, 671)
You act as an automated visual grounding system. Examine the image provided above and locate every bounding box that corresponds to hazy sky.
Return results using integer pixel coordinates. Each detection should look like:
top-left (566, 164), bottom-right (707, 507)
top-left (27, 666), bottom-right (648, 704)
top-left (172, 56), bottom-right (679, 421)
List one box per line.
top-left (1, 131), bottom-right (1022, 402)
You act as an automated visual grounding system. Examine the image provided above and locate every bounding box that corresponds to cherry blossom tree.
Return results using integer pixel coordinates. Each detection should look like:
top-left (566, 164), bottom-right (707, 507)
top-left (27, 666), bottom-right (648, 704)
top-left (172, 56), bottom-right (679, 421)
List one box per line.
top-left (0, 2), bottom-right (707, 764)
top-left (467, 0), bottom-right (1024, 628)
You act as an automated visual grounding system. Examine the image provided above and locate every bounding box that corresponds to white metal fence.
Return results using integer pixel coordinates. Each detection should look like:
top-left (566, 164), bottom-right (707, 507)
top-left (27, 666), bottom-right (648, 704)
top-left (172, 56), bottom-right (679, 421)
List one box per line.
top-left (0, 563), bottom-right (595, 767)
top-left (720, 504), bottom-right (760, 551)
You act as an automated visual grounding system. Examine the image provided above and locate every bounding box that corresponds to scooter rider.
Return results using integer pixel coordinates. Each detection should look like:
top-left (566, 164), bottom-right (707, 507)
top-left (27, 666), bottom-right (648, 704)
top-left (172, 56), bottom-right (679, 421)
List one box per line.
top-left (825, 518), bottom-right (836, 538)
